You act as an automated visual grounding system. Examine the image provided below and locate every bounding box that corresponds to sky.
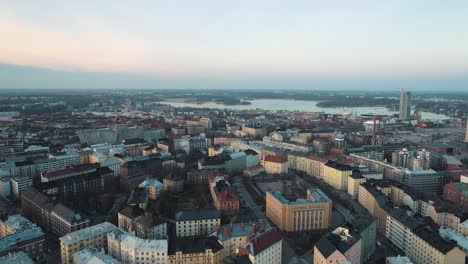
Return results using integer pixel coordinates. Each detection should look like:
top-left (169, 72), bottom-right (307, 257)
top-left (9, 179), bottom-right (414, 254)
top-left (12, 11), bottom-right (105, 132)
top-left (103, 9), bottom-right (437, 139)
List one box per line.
top-left (1, 0), bottom-right (468, 90)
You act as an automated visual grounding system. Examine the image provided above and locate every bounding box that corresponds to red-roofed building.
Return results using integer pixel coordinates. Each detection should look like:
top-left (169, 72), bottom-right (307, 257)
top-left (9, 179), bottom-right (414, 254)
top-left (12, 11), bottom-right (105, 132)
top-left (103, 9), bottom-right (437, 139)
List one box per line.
top-left (243, 164), bottom-right (265, 177)
top-left (237, 229), bottom-right (282, 264)
top-left (209, 175), bottom-right (239, 216)
top-left (263, 155), bottom-right (288, 174)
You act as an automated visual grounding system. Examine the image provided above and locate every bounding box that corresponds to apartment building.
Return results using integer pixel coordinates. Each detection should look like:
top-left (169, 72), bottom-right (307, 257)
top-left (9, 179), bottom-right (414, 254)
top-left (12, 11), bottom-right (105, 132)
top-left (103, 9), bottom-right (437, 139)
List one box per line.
top-left (139, 178), bottom-right (163, 200)
top-left (11, 154), bottom-right (80, 179)
top-left (343, 216), bottom-right (377, 263)
top-left (286, 151), bottom-right (310, 173)
top-left (21, 187), bottom-right (90, 236)
top-left (186, 170), bottom-right (227, 185)
top-left (263, 155), bottom-right (288, 174)
top-left (37, 167), bottom-right (114, 201)
top-left (443, 181), bottom-right (468, 213)
top-left (107, 229), bottom-right (167, 264)
top-left (163, 175), bottom-right (184, 193)
top-left (120, 156), bottom-right (162, 192)
top-left (237, 229), bottom-right (282, 264)
top-left (209, 175), bottom-right (239, 216)
top-left (266, 188), bottom-right (332, 232)
top-left (168, 236), bottom-right (224, 264)
top-left (323, 161), bottom-right (353, 191)
top-left (347, 170), bottom-right (367, 198)
top-left (210, 222), bottom-right (270, 258)
top-left (175, 209), bottom-right (221, 237)
top-left (245, 149), bottom-right (260, 168)
top-left (306, 155), bottom-right (331, 179)
top-left (59, 222), bottom-right (118, 264)
top-left (358, 182), bottom-right (393, 233)
top-left (0, 214), bottom-right (45, 261)
top-left (10, 176), bottom-right (32, 198)
top-left (242, 125), bottom-right (268, 137)
top-left (386, 208), bottom-right (465, 264)
top-left (313, 227), bottom-right (362, 264)
top-left (40, 163), bottom-right (100, 183)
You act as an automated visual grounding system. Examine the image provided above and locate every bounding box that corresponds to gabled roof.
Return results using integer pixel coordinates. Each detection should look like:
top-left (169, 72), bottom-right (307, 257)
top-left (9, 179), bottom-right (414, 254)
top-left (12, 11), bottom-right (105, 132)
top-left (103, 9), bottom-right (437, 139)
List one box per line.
top-left (249, 229), bottom-right (281, 255)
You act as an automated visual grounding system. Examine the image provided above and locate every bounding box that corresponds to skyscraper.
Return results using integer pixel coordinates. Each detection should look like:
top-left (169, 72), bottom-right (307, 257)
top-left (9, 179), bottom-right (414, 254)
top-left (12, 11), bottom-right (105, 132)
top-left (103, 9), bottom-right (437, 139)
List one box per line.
top-left (465, 116), bottom-right (468, 143)
top-left (399, 89), bottom-right (411, 120)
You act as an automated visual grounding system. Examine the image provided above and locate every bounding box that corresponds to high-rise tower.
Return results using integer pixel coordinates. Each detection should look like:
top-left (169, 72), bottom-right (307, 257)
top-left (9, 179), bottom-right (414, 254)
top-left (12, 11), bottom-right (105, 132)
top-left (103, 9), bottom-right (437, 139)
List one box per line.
top-left (465, 116), bottom-right (468, 143)
top-left (399, 89), bottom-right (411, 120)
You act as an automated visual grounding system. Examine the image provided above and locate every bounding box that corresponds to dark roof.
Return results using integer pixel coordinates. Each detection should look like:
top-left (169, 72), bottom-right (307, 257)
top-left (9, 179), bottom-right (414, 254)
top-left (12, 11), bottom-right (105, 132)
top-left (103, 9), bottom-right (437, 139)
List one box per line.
top-left (204, 156), bottom-right (228, 166)
top-left (244, 149), bottom-right (258, 156)
top-left (127, 188), bottom-right (148, 205)
top-left (175, 208), bottom-right (220, 221)
top-left (388, 208), bottom-right (425, 231)
top-left (315, 231), bottom-right (360, 258)
top-left (123, 138), bottom-right (147, 145)
top-left (413, 226), bottom-right (457, 254)
top-left (350, 169), bottom-right (364, 179)
top-left (37, 167), bottom-right (113, 191)
top-left (234, 255), bottom-right (252, 264)
top-left (119, 204), bottom-right (144, 218)
top-left (314, 237), bottom-right (337, 258)
top-left (169, 236), bottom-right (223, 255)
top-left (343, 214), bottom-right (376, 233)
top-left (325, 160), bottom-right (353, 171)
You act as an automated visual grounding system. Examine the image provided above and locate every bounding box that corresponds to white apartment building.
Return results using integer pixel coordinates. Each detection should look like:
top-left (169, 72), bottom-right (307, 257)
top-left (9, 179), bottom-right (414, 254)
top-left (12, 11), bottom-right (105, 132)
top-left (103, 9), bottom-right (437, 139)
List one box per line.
top-left (10, 176), bottom-right (32, 198)
top-left (107, 229), bottom-right (167, 264)
top-left (175, 209), bottom-right (220, 237)
top-left (386, 208), bottom-right (465, 264)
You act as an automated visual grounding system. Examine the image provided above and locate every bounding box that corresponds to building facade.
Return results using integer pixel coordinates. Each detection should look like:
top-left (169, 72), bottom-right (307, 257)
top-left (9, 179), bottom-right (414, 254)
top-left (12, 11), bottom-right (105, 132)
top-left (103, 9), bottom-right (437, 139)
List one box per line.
top-left (399, 89), bottom-right (411, 120)
top-left (266, 189), bottom-right (332, 232)
top-left (175, 209), bottom-right (221, 237)
top-left (59, 222), bottom-right (118, 264)
top-left (323, 161), bottom-right (353, 191)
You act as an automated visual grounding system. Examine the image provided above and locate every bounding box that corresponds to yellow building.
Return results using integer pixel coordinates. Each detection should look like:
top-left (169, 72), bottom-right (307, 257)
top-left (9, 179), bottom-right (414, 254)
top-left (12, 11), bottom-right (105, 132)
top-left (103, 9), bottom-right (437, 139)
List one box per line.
top-left (242, 125), bottom-right (268, 137)
top-left (306, 155), bottom-right (330, 179)
top-left (263, 155), bottom-right (288, 174)
top-left (287, 152), bottom-right (309, 172)
top-left (168, 237), bottom-right (224, 264)
top-left (358, 183), bottom-right (390, 234)
top-left (347, 172), bottom-right (367, 198)
top-left (59, 222), bottom-right (118, 264)
top-left (411, 226), bottom-right (466, 264)
top-left (208, 145), bottom-right (226, 157)
top-left (266, 188), bottom-right (332, 232)
top-left (323, 161), bottom-right (353, 190)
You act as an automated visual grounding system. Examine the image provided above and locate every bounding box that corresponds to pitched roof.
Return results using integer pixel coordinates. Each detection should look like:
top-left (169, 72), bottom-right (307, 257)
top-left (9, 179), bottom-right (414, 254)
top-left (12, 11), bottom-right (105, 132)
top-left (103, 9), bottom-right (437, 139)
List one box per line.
top-left (249, 229), bottom-right (281, 255)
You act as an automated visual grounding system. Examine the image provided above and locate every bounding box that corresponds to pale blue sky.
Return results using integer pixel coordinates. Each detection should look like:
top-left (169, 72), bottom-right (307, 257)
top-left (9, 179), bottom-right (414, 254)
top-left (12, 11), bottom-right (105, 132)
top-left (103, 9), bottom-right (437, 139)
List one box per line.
top-left (1, 0), bottom-right (468, 90)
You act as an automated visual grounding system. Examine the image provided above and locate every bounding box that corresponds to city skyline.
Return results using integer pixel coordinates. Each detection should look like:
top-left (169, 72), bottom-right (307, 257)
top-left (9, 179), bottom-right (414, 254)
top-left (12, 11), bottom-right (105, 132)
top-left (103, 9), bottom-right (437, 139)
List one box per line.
top-left (1, 1), bottom-right (468, 90)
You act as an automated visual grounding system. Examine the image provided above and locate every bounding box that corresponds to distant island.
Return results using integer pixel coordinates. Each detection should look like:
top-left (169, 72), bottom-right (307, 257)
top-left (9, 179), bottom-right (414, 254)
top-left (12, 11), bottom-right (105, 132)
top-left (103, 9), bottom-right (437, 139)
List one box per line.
top-left (316, 97), bottom-right (397, 108)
